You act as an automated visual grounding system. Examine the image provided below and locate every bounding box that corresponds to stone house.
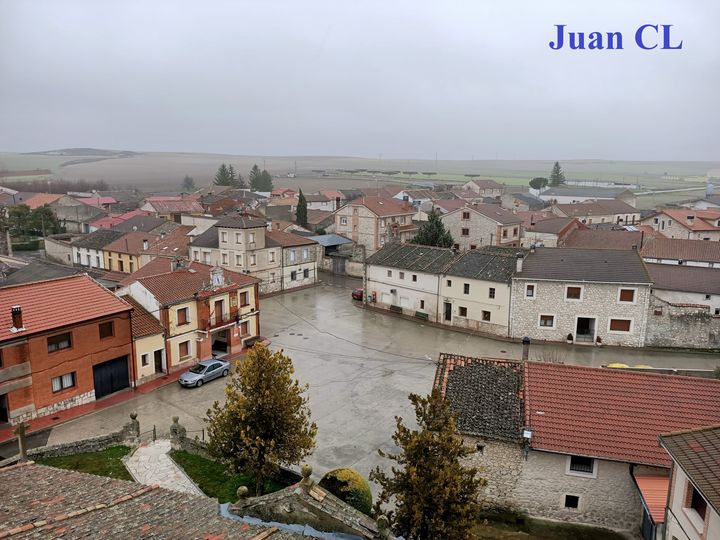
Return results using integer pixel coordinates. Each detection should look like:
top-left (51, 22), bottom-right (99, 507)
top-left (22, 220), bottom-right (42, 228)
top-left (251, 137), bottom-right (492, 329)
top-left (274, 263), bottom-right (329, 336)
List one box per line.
top-left (139, 198), bottom-right (204, 222)
top-left (521, 216), bottom-right (581, 248)
top-left (659, 426), bottom-right (720, 540)
top-left (439, 248), bottom-right (518, 336)
top-left (551, 199), bottom-right (641, 226)
top-left (70, 229), bottom-right (126, 269)
top-left (121, 262), bottom-right (260, 369)
top-left (434, 353), bottom-right (720, 538)
top-left (461, 179), bottom-right (504, 197)
top-left (0, 275), bottom-right (134, 424)
top-left (501, 192), bottom-right (547, 212)
top-left (305, 193), bottom-right (337, 211)
top-left (392, 189), bottom-right (435, 207)
top-left (441, 204), bottom-right (523, 250)
top-left (510, 247), bottom-right (652, 347)
top-left (640, 209), bottom-right (720, 241)
top-left (641, 237), bottom-right (720, 268)
top-left (333, 197), bottom-right (416, 257)
top-left (364, 243), bottom-right (457, 322)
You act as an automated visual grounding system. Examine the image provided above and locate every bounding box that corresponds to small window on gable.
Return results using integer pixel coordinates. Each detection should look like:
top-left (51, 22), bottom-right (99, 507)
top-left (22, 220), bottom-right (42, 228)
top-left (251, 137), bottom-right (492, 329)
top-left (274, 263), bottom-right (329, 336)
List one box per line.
top-left (462, 211), bottom-right (470, 220)
top-left (461, 228), bottom-right (470, 236)
top-left (686, 483), bottom-right (708, 521)
top-left (446, 280), bottom-right (452, 287)
top-left (526, 284), bottom-right (535, 298)
top-left (488, 287), bottom-right (495, 299)
top-left (399, 272), bottom-right (405, 279)
top-left (564, 495), bottom-right (580, 509)
top-left (387, 270), bottom-right (392, 277)
top-left (566, 286), bottom-right (582, 300)
top-left (177, 307), bottom-right (189, 325)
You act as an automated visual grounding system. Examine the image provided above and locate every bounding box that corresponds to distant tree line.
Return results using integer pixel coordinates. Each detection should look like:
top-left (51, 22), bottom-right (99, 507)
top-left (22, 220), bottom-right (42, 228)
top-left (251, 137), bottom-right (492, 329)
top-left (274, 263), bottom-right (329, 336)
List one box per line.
top-left (0, 178), bottom-right (110, 194)
top-left (529, 161), bottom-right (566, 191)
top-left (212, 163), bottom-right (274, 191)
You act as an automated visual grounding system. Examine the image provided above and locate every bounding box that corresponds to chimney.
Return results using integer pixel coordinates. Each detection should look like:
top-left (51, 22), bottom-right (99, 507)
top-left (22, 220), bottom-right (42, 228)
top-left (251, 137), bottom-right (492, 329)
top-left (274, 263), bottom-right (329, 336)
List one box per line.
top-left (516, 252), bottom-right (524, 273)
top-left (142, 239), bottom-right (149, 250)
top-left (11, 305), bottom-right (24, 331)
top-left (160, 232), bottom-right (166, 240)
top-left (522, 336), bottom-right (530, 362)
top-left (266, 219), bottom-right (273, 231)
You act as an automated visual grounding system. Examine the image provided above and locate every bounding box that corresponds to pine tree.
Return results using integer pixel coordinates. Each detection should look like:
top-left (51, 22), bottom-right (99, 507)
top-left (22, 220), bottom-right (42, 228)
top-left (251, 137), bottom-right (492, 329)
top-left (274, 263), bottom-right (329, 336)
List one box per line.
top-left (296, 189), bottom-right (308, 227)
top-left (549, 162), bottom-right (566, 186)
top-left (249, 164), bottom-right (262, 191)
top-left (370, 389), bottom-right (485, 540)
top-left (213, 164), bottom-right (235, 186)
top-left (249, 164), bottom-right (274, 191)
top-left (228, 165), bottom-right (237, 185)
top-left (181, 175), bottom-right (196, 192)
top-left (411, 210), bottom-right (454, 248)
top-left (259, 169), bottom-right (274, 191)
top-left (205, 344), bottom-right (317, 496)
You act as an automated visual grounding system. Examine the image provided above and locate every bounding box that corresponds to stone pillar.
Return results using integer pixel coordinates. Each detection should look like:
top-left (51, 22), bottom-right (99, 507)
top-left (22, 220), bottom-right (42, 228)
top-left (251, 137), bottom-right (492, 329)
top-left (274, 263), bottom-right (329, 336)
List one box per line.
top-left (375, 515), bottom-right (394, 540)
top-left (13, 422), bottom-right (28, 462)
top-left (521, 336), bottom-right (530, 362)
top-left (299, 463), bottom-right (314, 492)
top-left (169, 416), bottom-right (186, 448)
top-left (123, 412), bottom-right (140, 442)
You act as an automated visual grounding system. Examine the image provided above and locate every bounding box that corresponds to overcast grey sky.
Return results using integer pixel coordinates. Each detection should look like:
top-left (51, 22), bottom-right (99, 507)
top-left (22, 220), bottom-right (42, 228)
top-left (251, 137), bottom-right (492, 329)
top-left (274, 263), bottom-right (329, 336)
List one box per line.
top-left (1, 0), bottom-right (718, 160)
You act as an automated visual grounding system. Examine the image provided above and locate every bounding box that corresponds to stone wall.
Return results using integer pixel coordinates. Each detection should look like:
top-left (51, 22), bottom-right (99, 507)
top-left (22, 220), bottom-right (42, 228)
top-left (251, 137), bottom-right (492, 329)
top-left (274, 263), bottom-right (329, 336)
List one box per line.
top-left (27, 432), bottom-right (125, 460)
top-left (645, 295), bottom-right (720, 349)
top-left (11, 390), bottom-right (96, 424)
top-left (462, 437), bottom-right (525, 510)
top-left (44, 236), bottom-right (74, 265)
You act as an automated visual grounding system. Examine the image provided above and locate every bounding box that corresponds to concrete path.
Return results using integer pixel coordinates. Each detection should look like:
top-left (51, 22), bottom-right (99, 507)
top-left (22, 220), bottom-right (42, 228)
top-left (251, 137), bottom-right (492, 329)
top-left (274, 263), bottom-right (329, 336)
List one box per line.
top-left (124, 439), bottom-right (203, 496)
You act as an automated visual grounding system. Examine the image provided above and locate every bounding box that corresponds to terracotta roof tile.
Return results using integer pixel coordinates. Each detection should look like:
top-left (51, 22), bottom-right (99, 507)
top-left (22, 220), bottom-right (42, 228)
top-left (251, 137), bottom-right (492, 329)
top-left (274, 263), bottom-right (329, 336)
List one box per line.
top-left (562, 229), bottom-right (645, 250)
top-left (656, 208), bottom-right (720, 232)
top-left (554, 199), bottom-right (638, 217)
top-left (633, 474), bottom-right (670, 523)
top-left (145, 199), bottom-right (204, 214)
top-left (641, 237), bottom-right (720, 263)
top-left (124, 295), bottom-right (164, 338)
top-left (647, 263), bottom-right (720, 295)
top-left (0, 275), bottom-right (131, 342)
top-left (104, 231), bottom-right (161, 255)
top-left (23, 192), bottom-right (63, 209)
top-left (351, 196), bottom-right (414, 217)
top-left (265, 230), bottom-right (317, 248)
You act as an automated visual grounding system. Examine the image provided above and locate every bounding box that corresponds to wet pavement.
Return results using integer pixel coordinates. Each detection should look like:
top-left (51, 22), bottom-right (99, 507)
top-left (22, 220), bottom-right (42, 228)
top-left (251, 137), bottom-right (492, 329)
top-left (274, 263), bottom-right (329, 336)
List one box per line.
top-left (41, 273), bottom-right (719, 494)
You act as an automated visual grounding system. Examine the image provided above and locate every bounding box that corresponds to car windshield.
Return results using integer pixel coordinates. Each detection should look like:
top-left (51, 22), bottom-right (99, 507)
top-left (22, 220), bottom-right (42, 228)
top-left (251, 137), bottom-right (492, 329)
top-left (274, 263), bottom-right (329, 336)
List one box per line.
top-left (189, 365), bottom-right (206, 374)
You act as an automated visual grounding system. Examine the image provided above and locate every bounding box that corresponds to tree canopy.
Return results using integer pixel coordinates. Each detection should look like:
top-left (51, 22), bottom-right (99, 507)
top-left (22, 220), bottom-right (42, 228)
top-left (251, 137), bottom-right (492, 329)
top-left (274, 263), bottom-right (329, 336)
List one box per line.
top-left (411, 210), bottom-right (454, 248)
top-left (529, 177), bottom-right (548, 191)
top-left (249, 164), bottom-right (274, 191)
top-left (296, 189), bottom-right (308, 227)
top-left (181, 175), bottom-right (196, 192)
top-left (205, 344), bottom-right (317, 495)
top-left (214, 163), bottom-right (235, 186)
top-left (370, 389), bottom-right (485, 540)
top-left (549, 162), bottom-right (566, 186)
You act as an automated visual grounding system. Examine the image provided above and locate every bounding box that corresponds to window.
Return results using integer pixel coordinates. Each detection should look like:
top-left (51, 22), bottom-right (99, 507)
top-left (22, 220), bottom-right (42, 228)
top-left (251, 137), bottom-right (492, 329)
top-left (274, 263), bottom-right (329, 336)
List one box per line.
top-left (387, 270), bottom-right (392, 277)
top-left (446, 280), bottom-right (452, 287)
top-left (463, 283), bottom-right (470, 294)
top-left (502, 229), bottom-right (508, 238)
top-left (470, 244), bottom-right (477, 250)
top-left (618, 288), bottom-right (636, 303)
top-left (239, 291), bottom-right (249, 307)
top-left (76, 252), bottom-right (81, 263)
top-left (513, 227), bottom-right (518, 237)
top-left (291, 270), bottom-right (297, 281)
top-left (221, 231), bottom-right (228, 243)
top-left (399, 272), bottom-right (405, 279)
top-left (99, 321), bottom-right (114, 339)
top-left (704, 294), bottom-right (711, 300)
top-left (565, 286), bottom-right (582, 300)
top-left (118, 260), bottom-right (125, 272)
top-left (250, 254), bottom-right (257, 266)
top-left (221, 253), bottom-right (228, 265)
top-left (609, 319), bottom-right (632, 332)
top-left (179, 340), bottom-right (190, 358)
top-left (51, 372), bottom-right (76, 393)
top-left (539, 314), bottom-right (555, 328)
top-left (340, 217), bottom-right (348, 225)
top-left (235, 254), bottom-right (242, 266)
top-left (302, 248), bottom-right (309, 260)
top-left (461, 228), bottom-right (470, 236)
top-left (568, 455), bottom-right (595, 474)
top-left (420, 300), bottom-right (425, 309)
top-left (269, 251), bottom-right (275, 263)
top-left (353, 207), bottom-right (358, 215)
top-left (379, 218), bottom-right (386, 228)
top-left (177, 307), bottom-right (189, 325)
top-left (462, 211), bottom-right (470, 220)
top-left (488, 287), bottom-right (495, 299)
top-left (715, 308), bottom-right (720, 316)
top-left (141, 354), bottom-right (149, 367)
top-left (47, 332), bottom-right (72, 353)
top-left (412, 274), bottom-right (417, 282)
top-left (270, 272), bottom-right (276, 282)
top-left (459, 306), bottom-right (468, 317)
top-left (290, 249), bottom-right (296, 263)
top-left (235, 232), bottom-right (242, 243)
top-left (526, 284), bottom-right (535, 298)
top-left (564, 495), bottom-right (580, 509)
top-left (249, 232), bottom-right (255, 243)
top-left (240, 321), bottom-right (249, 336)
top-left (203, 252), bottom-right (210, 264)
top-left (686, 483), bottom-right (708, 521)
top-left (303, 268), bottom-right (309, 278)
top-left (482, 310), bottom-right (491, 322)
top-left (86, 254), bottom-right (91, 266)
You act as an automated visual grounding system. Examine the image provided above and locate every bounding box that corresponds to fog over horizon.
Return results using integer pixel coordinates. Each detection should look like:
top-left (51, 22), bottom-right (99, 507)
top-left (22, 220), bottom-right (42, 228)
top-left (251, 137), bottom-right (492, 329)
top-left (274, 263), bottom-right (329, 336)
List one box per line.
top-left (1, 0), bottom-right (718, 161)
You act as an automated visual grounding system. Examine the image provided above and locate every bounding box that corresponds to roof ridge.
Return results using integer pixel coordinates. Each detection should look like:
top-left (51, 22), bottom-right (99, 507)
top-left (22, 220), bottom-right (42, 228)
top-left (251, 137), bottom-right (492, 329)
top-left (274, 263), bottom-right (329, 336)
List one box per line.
top-left (527, 361), bottom-right (720, 385)
top-left (659, 424), bottom-right (720, 439)
top-left (0, 273), bottom-right (90, 290)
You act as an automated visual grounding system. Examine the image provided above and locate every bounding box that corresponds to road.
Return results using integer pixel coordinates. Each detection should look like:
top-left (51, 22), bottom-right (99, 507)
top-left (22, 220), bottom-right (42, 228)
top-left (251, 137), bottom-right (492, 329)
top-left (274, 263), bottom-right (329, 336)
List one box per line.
top-left (40, 273), bottom-right (718, 493)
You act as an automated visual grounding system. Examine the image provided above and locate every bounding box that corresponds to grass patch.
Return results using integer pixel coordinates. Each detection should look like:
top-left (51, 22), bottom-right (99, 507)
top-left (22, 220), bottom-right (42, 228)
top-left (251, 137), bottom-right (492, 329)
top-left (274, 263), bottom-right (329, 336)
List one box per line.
top-left (35, 445), bottom-right (133, 481)
top-left (169, 450), bottom-right (290, 503)
top-left (476, 511), bottom-right (627, 540)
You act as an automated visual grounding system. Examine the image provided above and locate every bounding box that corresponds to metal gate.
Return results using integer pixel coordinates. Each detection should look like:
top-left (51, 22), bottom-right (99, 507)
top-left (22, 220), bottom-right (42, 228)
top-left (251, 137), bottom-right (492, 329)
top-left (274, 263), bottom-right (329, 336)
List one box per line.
top-left (331, 255), bottom-right (346, 275)
top-left (92, 356), bottom-right (130, 399)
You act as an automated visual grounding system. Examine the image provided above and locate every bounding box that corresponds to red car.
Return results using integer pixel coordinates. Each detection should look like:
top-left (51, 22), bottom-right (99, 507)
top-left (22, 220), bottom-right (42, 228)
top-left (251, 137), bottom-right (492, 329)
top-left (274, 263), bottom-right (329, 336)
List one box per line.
top-left (351, 288), bottom-right (364, 301)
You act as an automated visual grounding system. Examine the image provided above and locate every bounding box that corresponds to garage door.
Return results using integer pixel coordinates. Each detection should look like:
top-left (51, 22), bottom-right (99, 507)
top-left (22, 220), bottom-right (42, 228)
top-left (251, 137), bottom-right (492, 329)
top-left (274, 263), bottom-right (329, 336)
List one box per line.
top-left (93, 356), bottom-right (129, 399)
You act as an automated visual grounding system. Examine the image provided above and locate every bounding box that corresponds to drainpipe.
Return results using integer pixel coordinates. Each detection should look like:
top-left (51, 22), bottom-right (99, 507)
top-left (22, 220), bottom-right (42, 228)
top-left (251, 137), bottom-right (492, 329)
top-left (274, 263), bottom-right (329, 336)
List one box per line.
top-left (436, 274), bottom-right (441, 323)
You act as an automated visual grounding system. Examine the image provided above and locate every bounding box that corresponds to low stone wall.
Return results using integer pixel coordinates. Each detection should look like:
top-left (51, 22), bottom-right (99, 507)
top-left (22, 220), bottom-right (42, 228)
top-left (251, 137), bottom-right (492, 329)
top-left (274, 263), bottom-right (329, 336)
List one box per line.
top-left (173, 435), bottom-right (214, 460)
top-left (27, 432), bottom-right (126, 460)
top-left (645, 295), bottom-right (720, 350)
top-left (345, 260), bottom-right (364, 278)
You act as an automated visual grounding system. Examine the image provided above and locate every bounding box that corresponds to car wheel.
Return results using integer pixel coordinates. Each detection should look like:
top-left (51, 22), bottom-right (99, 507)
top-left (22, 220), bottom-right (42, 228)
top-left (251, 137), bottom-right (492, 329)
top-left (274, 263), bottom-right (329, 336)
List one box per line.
top-left (196, 379), bottom-right (203, 387)
top-left (222, 369), bottom-right (229, 377)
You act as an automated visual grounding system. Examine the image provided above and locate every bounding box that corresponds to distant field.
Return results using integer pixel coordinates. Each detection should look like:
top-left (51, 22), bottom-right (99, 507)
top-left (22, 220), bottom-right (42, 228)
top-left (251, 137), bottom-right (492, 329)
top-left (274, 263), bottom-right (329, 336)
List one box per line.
top-left (0, 151), bottom-right (716, 195)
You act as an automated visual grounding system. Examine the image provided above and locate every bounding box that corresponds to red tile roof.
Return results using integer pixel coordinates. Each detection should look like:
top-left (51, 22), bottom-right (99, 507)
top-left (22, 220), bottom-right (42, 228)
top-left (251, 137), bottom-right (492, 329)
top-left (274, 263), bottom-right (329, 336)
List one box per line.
top-left (634, 474), bottom-right (670, 524)
top-left (656, 209), bottom-right (720, 232)
top-left (0, 275), bottom-right (131, 343)
top-left (23, 193), bottom-right (63, 209)
top-left (351, 196), bottom-right (414, 217)
top-left (553, 199), bottom-right (638, 217)
top-left (432, 199), bottom-right (467, 213)
top-left (91, 209), bottom-right (153, 229)
top-left (104, 231), bottom-right (160, 255)
top-left (145, 200), bottom-right (204, 214)
top-left (265, 230), bottom-right (317, 247)
top-left (562, 229), bottom-right (645, 250)
top-left (123, 295), bottom-right (164, 338)
top-left (136, 263), bottom-right (259, 305)
top-left (641, 237), bottom-right (720, 263)
top-left (78, 196), bottom-right (117, 206)
top-left (117, 257), bottom-right (180, 287)
top-left (524, 362), bottom-right (720, 467)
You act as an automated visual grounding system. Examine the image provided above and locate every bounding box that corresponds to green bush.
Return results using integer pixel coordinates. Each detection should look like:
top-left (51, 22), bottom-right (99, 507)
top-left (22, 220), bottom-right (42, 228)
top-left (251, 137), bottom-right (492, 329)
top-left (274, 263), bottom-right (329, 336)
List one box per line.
top-left (319, 468), bottom-right (372, 515)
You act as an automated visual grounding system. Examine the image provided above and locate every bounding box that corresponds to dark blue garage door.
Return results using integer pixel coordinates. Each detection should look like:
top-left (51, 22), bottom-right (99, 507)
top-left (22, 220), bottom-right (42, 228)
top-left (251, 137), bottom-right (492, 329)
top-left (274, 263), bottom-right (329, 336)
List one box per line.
top-left (93, 356), bottom-right (129, 399)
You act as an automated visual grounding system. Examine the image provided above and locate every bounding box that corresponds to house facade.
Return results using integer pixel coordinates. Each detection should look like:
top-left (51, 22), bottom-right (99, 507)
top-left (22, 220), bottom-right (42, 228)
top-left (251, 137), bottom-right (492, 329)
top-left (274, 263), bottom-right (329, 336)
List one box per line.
top-left (510, 248), bottom-right (652, 347)
top-left (123, 296), bottom-right (167, 385)
top-left (334, 197), bottom-right (416, 257)
top-left (551, 199), bottom-right (641, 226)
top-left (434, 354), bottom-right (720, 538)
top-left (640, 209), bottom-right (720, 241)
top-left (461, 179), bottom-right (504, 197)
top-left (121, 262), bottom-right (260, 370)
top-left (71, 229), bottom-right (126, 269)
top-left (440, 204), bottom-right (522, 250)
top-left (641, 237), bottom-right (720, 268)
top-left (0, 275), bottom-right (133, 425)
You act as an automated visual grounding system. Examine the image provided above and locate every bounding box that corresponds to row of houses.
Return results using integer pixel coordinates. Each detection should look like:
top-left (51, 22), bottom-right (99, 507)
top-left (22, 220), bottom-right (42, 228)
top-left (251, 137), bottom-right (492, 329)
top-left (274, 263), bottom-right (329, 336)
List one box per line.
top-left (0, 261), bottom-right (261, 426)
top-left (364, 243), bottom-right (720, 349)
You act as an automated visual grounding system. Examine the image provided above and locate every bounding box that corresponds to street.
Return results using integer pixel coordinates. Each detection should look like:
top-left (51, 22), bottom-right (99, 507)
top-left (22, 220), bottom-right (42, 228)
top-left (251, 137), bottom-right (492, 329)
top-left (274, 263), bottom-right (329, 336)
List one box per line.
top-left (41, 273), bottom-right (719, 493)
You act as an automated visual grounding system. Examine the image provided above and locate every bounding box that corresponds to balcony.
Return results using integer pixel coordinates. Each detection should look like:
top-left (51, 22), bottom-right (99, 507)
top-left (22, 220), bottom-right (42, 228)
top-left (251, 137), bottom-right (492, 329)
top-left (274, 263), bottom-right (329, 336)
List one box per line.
top-left (202, 308), bottom-right (239, 331)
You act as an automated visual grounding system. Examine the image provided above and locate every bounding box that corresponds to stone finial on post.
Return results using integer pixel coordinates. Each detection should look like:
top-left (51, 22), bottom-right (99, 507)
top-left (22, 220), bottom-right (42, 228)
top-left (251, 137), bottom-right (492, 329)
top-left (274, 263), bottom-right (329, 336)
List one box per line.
top-left (299, 463), bottom-right (314, 492)
top-left (235, 485), bottom-right (249, 502)
top-left (170, 416), bottom-right (186, 446)
top-left (376, 515), bottom-right (393, 540)
top-left (13, 422), bottom-right (28, 462)
top-left (122, 412), bottom-right (140, 442)
top-left (521, 336), bottom-right (531, 362)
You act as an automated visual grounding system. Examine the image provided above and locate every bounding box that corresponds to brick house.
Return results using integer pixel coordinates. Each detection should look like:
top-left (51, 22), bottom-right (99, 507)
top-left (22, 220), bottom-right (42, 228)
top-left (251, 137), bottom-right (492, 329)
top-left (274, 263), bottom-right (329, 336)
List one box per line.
top-left (434, 354), bottom-right (720, 538)
top-left (659, 426), bottom-right (720, 540)
top-left (510, 247), bottom-right (652, 347)
top-left (440, 204), bottom-right (522, 250)
top-left (333, 197), bottom-right (416, 257)
top-left (0, 275), bottom-right (133, 425)
top-left (121, 262), bottom-right (260, 370)
top-left (640, 209), bottom-right (720, 241)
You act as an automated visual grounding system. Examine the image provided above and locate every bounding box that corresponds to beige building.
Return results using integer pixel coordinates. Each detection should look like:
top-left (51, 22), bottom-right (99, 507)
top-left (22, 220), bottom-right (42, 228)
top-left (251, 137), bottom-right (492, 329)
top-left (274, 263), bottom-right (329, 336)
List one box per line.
top-left (124, 296), bottom-right (166, 384)
top-left (334, 197), bottom-right (416, 257)
top-left (440, 204), bottom-right (522, 250)
top-left (461, 179), bottom-right (504, 197)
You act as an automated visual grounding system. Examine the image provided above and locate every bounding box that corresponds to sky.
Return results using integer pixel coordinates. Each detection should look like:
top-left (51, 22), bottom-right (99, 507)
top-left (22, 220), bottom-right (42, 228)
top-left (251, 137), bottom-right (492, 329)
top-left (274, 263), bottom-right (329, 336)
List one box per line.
top-left (1, 0), bottom-right (718, 160)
